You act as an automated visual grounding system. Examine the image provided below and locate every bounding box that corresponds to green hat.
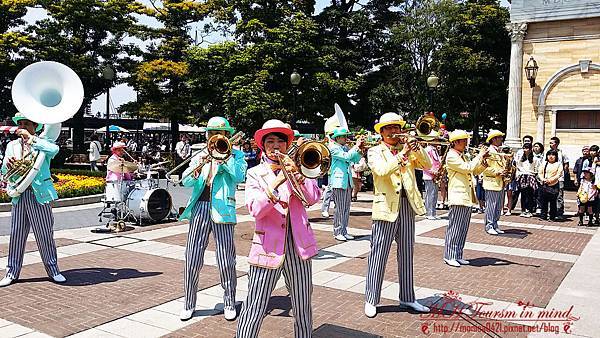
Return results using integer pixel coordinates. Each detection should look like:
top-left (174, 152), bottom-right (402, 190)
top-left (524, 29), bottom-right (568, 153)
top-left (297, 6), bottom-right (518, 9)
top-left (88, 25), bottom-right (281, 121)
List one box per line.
top-left (206, 116), bottom-right (234, 134)
top-left (331, 127), bottom-right (352, 139)
top-left (12, 112), bottom-right (42, 132)
top-left (293, 130), bottom-right (301, 137)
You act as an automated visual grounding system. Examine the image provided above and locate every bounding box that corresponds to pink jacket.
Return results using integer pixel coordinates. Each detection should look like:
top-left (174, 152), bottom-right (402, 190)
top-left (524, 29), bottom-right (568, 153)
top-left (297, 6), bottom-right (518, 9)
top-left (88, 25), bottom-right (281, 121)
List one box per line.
top-left (105, 154), bottom-right (133, 181)
top-left (422, 146), bottom-right (441, 180)
top-left (245, 162), bottom-right (322, 269)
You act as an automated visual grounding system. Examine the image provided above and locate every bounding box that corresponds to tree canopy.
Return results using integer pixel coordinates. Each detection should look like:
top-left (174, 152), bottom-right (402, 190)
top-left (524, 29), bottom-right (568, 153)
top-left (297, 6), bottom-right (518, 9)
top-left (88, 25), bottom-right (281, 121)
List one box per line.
top-left (1, 0), bottom-right (511, 141)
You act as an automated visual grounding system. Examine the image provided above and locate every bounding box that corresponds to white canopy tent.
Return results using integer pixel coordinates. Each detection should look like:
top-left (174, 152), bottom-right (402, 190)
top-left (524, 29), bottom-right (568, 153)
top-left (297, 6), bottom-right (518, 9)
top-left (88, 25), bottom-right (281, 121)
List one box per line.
top-left (143, 123), bottom-right (205, 133)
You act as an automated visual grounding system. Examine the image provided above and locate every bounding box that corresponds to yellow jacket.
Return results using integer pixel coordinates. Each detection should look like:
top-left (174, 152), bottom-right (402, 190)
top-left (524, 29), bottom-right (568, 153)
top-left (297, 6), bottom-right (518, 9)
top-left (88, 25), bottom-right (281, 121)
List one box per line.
top-left (446, 149), bottom-right (486, 207)
top-left (367, 143), bottom-right (432, 221)
top-left (481, 145), bottom-right (506, 191)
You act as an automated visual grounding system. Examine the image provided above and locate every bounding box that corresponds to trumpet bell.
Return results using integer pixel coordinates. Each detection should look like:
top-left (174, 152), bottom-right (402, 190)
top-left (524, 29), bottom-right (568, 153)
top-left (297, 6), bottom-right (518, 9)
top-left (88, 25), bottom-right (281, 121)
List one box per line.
top-left (12, 61), bottom-right (84, 124)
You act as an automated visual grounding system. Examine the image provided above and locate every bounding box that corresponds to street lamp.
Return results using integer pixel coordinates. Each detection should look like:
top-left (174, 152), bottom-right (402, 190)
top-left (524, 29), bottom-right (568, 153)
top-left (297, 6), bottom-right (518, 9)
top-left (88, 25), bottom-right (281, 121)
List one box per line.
top-left (525, 56), bottom-right (539, 88)
top-left (102, 65), bottom-right (115, 149)
top-left (427, 73), bottom-right (440, 112)
top-left (290, 69), bottom-right (302, 128)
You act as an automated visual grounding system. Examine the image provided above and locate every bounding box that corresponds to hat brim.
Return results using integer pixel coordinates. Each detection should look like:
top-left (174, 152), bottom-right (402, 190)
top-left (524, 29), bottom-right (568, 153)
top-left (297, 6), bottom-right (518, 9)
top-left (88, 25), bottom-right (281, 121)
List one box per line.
top-left (449, 135), bottom-right (469, 142)
top-left (12, 115), bottom-right (43, 132)
top-left (254, 127), bottom-right (294, 149)
top-left (206, 127), bottom-right (235, 135)
top-left (486, 132), bottom-right (505, 143)
top-left (332, 131), bottom-right (352, 139)
top-left (374, 121), bottom-right (406, 133)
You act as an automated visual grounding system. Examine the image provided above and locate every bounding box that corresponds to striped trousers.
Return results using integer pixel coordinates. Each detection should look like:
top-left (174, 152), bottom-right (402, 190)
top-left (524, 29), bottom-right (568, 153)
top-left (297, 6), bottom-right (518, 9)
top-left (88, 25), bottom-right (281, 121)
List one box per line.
top-left (184, 201), bottom-right (236, 311)
top-left (7, 189), bottom-right (60, 279)
top-left (365, 197), bottom-right (416, 305)
top-left (423, 180), bottom-right (438, 217)
top-left (484, 190), bottom-right (503, 231)
top-left (332, 187), bottom-right (352, 236)
top-left (444, 206), bottom-right (471, 260)
top-left (236, 229), bottom-right (312, 338)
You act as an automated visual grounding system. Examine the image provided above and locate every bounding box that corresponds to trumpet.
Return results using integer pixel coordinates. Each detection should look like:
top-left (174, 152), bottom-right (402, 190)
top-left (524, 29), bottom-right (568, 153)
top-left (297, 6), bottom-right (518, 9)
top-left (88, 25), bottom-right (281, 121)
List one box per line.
top-left (274, 140), bottom-right (331, 206)
top-left (169, 131), bottom-right (244, 184)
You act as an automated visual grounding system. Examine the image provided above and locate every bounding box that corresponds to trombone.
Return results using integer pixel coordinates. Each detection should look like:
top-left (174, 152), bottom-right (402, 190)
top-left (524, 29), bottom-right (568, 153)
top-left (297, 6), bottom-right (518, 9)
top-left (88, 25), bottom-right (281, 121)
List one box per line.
top-left (167, 131), bottom-right (244, 184)
top-left (274, 140), bottom-right (331, 206)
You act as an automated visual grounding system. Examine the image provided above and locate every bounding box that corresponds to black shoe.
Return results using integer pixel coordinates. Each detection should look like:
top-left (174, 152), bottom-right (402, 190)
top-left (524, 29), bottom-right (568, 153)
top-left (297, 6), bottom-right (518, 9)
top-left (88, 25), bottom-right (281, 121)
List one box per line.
top-left (578, 221), bottom-right (584, 226)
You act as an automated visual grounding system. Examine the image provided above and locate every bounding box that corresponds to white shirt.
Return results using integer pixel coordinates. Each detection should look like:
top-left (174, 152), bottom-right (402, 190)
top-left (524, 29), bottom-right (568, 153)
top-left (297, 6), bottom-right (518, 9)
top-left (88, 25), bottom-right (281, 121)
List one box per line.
top-left (176, 140), bottom-right (191, 159)
top-left (88, 140), bottom-right (101, 161)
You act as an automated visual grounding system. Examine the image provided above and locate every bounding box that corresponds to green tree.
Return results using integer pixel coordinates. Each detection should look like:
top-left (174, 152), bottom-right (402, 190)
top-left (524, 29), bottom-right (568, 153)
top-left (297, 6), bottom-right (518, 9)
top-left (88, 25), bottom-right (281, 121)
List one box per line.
top-left (132, 0), bottom-right (212, 151)
top-left (435, 0), bottom-right (510, 142)
top-left (25, 0), bottom-right (151, 150)
top-left (0, 0), bottom-right (34, 120)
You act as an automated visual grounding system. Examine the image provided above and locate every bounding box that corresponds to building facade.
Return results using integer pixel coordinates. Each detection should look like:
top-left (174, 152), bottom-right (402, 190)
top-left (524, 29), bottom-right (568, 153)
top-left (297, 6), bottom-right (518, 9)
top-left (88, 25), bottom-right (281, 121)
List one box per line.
top-left (506, 0), bottom-right (600, 163)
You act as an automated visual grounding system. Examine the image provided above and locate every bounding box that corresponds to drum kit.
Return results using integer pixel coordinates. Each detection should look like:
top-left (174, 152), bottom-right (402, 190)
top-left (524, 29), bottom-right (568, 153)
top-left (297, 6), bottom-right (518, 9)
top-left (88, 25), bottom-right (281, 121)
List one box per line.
top-left (98, 159), bottom-right (174, 233)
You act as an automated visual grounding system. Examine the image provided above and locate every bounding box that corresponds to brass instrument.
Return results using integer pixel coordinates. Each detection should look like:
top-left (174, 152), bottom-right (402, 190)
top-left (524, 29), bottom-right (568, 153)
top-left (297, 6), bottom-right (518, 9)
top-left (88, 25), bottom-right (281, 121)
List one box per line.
top-left (391, 114), bottom-right (449, 146)
top-left (170, 131), bottom-right (244, 184)
top-left (275, 140), bottom-right (331, 206)
top-left (469, 146), bottom-right (515, 186)
top-left (2, 61), bottom-right (83, 197)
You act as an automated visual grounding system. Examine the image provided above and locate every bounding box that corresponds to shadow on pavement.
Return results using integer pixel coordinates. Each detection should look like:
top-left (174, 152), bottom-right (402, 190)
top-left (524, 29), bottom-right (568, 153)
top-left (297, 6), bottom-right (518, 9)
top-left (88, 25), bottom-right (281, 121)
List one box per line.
top-left (467, 257), bottom-right (541, 268)
top-left (50, 267), bottom-right (163, 286)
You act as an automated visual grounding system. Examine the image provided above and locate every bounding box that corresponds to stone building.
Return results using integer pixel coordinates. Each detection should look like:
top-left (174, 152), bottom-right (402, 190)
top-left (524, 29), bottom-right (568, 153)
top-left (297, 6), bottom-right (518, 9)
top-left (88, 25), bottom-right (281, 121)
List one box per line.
top-left (505, 0), bottom-right (600, 163)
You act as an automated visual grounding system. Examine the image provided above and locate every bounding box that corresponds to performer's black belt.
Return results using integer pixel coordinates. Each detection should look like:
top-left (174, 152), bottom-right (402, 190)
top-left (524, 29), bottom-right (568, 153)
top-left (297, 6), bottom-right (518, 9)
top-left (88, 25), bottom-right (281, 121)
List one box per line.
top-left (199, 186), bottom-right (211, 201)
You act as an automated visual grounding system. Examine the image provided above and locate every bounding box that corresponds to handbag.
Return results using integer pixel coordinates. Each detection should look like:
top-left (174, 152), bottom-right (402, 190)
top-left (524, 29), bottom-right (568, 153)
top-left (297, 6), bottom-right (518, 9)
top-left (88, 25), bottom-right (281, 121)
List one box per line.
top-left (540, 163), bottom-right (558, 195)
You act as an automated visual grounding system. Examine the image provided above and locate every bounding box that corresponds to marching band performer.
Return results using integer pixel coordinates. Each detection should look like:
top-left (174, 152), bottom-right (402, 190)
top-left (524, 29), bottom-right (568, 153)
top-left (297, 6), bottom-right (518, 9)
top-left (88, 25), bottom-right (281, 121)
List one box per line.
top-left (328, 127), bottom-right (363, 241)
top-left (443, 130), bottom-right (489, 267)
top-left (482, 130), bottom-right (507, 235)
top-left (0, 112), bottom-right (66, 287)
top-left (422, 131), bottom-right (442, 220)
top-left (178, 116), bottom-right (247, 321)
top-left (237, 120), bottom-right (321, 338)
top-left (364, 113), bottom-right (432, 318)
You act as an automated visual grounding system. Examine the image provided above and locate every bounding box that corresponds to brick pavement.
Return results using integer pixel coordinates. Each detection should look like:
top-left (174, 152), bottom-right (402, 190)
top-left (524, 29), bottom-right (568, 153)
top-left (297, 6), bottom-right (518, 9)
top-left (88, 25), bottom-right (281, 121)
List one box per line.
top-left (327, 243), bottom-right (572, 308)
top-left (164, 285), bottom-right (529, 338)
top-left (0, 248), bottom-right (243, 337)
top-left (155, 221), bottom-right (340, 256)
top-left (420, 222), bottom-right (592, 255)
top-left (0, 238), bottom-right (80, 258)
top-left (0, 189), bottom-right (595, 337)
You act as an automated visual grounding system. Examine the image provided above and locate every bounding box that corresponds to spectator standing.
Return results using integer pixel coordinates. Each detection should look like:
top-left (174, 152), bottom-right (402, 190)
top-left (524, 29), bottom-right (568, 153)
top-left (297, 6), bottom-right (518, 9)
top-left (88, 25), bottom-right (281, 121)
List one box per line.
top-left (538, 150), bottom-right (563, 221)
top-left (175, 134), bottom-right (191, 162)
top-left (547, 137), bottom-right (569, 218)
top-left (516, 143), bottom-right (539, 217)
top-left (351, 157), bottom-right (368, 202)
top-left (242, 141), bottom-right (258, 168)
top-left (573, 146), bottom-right (590, 187)
top-left (88, 134), bottom-right (102, 171)
top-left (576, 166), bottom-right (597, 226)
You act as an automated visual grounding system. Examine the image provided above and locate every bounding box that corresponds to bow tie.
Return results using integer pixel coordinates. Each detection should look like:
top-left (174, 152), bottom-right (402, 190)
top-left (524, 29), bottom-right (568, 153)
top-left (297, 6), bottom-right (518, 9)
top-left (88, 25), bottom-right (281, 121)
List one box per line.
top-left (269, 164), bottom-right (282, 173)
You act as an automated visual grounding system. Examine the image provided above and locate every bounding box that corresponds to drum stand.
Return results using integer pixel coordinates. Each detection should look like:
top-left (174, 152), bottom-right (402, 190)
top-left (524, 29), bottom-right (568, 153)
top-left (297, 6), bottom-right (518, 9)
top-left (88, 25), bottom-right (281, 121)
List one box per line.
top-left (97, 174), bottom-right (138, 232)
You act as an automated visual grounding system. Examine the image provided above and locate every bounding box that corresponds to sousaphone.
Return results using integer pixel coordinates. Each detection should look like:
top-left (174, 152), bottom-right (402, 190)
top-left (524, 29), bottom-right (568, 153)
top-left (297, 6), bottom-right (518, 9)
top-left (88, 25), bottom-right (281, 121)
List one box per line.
top-left (3, 61), bottom-right (84, 197)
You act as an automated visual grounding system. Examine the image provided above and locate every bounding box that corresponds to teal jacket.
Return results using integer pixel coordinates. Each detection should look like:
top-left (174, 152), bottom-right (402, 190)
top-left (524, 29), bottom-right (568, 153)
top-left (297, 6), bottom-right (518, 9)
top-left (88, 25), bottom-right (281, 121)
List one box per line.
top-left (178, 148), bottom-right (247, 223)
top-left (1, 137), bottom-right (59, 205)
top-left (328, 142), bottom-right (362, 189)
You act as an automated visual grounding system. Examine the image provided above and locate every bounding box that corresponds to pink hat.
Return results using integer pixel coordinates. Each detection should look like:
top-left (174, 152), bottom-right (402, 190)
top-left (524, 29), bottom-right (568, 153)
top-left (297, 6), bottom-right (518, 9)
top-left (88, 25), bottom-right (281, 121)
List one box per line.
top-left (253, 119), bottom-right (294, 150)
top-left (582, 145), bottom-right (590, 150)
top-left (111, 141), bottom-right (127, 151)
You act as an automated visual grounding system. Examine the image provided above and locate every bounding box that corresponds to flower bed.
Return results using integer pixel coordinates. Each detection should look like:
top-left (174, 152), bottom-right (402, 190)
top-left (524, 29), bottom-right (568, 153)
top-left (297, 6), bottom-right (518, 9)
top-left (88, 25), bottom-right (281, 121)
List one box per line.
top-left (0, 173), bottom-right (105, 203)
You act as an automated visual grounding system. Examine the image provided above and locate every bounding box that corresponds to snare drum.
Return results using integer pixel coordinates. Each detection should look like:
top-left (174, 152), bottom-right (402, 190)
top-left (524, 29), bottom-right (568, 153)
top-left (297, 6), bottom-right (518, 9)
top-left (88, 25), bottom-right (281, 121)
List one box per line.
top-left (126, 187), bottom-right (172, 222)
top-left (105, 180), bottom-right (135, 202)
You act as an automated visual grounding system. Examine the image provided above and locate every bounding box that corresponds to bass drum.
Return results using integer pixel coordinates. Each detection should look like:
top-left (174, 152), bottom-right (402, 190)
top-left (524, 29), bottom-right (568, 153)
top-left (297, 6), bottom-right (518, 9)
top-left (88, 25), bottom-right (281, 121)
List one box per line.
top-left (126, 187), bottom-right (172, 222)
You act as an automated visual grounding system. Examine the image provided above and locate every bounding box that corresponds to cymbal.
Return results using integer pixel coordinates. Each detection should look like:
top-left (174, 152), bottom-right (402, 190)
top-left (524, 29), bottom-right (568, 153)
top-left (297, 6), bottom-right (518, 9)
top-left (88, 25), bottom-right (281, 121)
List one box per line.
top-left (108, 160), bottom-right (138, 173)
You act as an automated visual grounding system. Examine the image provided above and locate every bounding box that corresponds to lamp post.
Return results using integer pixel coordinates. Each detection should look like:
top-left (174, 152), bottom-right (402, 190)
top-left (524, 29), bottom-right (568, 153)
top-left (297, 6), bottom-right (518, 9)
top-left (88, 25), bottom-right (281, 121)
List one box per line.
top-left (290, 69), bottom-right (302, 128)
top-left (102, 65), bottom-right (115, 150)
top-left (426, 73), bottom-right (440, 112)
top-left (524, 56), bottom-right (539, 88)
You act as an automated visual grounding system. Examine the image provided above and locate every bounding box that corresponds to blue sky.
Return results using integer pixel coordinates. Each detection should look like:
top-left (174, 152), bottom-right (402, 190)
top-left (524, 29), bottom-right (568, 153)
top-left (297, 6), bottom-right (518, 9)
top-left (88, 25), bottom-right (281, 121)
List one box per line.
top-left (23, 0), bottom-right (509, 117)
